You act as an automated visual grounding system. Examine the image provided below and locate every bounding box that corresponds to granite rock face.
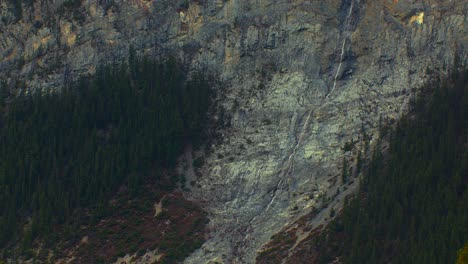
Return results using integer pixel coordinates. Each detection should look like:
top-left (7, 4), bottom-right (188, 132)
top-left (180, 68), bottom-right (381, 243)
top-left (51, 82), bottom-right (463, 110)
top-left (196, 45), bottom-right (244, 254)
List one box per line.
top-left (1, 0), bottom-right (467, 263)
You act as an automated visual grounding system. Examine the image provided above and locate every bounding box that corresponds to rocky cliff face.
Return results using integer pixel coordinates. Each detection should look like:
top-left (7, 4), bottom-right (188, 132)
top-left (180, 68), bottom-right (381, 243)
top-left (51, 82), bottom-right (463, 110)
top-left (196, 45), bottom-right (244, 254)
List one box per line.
top-left (1, 0), bottom-right (466, 263)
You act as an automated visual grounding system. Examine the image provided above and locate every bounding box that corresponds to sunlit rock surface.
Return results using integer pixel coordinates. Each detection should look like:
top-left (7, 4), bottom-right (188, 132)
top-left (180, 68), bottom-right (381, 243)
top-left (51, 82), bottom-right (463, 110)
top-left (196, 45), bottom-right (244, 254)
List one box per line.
top-left (0, 0), bottom-right (466, 263)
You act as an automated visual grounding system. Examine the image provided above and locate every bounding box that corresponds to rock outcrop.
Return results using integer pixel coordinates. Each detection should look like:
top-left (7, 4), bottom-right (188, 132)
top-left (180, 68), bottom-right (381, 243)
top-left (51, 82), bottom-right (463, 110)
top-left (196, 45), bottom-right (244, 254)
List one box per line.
top-left (1, 0), bottom-right (466, 263)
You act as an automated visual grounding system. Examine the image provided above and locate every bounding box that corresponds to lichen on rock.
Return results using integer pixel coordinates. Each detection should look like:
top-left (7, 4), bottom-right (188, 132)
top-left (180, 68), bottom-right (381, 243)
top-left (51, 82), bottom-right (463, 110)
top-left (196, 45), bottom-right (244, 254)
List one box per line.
top-left (0, 0), bottom-right (466, 263)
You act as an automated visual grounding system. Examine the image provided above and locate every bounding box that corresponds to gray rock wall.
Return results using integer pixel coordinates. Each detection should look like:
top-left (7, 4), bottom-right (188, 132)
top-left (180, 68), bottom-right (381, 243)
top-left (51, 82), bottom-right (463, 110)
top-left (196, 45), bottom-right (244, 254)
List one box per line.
top-left (0, 0), bottom-right (466, 263)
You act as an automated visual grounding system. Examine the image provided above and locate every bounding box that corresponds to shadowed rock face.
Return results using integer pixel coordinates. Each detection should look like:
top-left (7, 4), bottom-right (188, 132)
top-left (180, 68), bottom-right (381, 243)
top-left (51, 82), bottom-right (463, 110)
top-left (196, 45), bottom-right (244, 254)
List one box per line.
top-left (1, 0), bottom-right (466, 263)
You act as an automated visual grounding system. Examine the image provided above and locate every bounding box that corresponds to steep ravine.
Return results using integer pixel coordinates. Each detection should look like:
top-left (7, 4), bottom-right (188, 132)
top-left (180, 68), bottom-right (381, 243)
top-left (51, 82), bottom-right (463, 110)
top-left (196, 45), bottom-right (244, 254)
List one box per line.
top-left (0, 0), bottom-right (467, 263)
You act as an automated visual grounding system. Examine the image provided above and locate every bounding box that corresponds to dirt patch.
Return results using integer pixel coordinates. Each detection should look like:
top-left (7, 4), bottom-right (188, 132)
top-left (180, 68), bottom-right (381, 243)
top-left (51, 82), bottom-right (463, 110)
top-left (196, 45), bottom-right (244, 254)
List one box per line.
top-left (256, 210), bottom-right (320, 264)
top-left (50, 182), bottom-right (208, 264)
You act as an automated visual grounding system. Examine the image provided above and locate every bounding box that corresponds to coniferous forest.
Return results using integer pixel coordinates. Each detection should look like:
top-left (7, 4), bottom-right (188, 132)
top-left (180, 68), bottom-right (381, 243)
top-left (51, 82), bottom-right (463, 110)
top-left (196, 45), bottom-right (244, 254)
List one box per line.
top-left (0, 39), bottom-right (466, 264)
top-left (0, 54), bottom-right (212, 250)
top-left (307, 69), bottom-right (467, 264)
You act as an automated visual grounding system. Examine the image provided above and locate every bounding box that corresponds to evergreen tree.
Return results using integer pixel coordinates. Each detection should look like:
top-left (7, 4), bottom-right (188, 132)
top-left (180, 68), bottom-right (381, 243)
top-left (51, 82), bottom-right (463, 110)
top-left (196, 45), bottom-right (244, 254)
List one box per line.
top-left (0, 56), bottom-right (213, 248)
top-left (313, 69), bottom-right (468, 264)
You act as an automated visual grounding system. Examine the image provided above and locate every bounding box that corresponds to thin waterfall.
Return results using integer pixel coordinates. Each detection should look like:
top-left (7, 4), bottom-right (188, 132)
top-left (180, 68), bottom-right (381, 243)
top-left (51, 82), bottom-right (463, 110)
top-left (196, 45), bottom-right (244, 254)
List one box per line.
top-left (236, 1), bottom-right (358, 258)
top-left (327, 0), bottom-right (355, 98)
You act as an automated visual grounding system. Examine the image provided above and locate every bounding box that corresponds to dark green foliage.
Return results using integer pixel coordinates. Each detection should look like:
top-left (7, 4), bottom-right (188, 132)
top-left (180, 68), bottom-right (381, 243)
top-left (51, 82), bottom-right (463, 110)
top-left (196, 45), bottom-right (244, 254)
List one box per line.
top-left (6, 0), bottom-right (34, 21)
top-left (62, 0), bottom-right (81, 9)
top-left (0, 55), bottom-right (212, 247)
top-left (341, 157), bottom-right (348, 184)
top-left (178, 0), bottom-right (189, 11)
top-left (8, 0), bottom-right (23, 20)
top-left (326, 69), bottom-right (468, 264)
top-left (0, 81), bottom-right (6, 111)
top-left (343, 140), bottom-right (354, 152)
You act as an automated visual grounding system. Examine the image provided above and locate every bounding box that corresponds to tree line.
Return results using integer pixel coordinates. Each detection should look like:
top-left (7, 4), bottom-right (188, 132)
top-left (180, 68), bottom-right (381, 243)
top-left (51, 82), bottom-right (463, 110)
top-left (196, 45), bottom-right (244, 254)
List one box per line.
top-left (313, 68), bottom-right (467, 264)
top-left (0, 53), bottom-right (213, 249)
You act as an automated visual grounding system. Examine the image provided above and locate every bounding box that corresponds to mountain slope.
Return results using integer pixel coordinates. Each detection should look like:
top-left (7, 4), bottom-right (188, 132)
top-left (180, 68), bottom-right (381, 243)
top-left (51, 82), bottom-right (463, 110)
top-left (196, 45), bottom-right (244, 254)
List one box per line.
top-left (0, 0), bottom-right (467, 263)
top-left (257, 68), bottom-right (468, 264)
